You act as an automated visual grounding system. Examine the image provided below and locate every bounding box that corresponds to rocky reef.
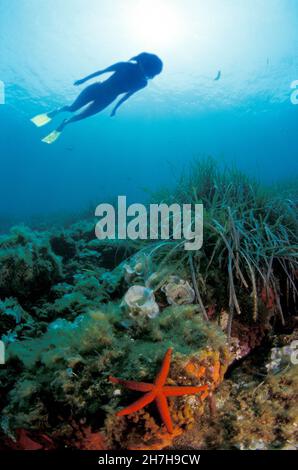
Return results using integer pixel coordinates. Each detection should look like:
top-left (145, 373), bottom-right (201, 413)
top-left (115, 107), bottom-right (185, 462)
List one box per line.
top-left (172, 331), bottom-right (298, 450)
top-left (0, 160), bottom-right (297, 450)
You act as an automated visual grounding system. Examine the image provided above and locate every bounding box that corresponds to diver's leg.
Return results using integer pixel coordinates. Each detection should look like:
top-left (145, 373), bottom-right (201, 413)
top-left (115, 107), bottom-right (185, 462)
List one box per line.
top-left (41, 89), bottom-right (117, 144)
top-left (47, 105), bottom-right (71, 118)
top-left (48, 84), bottom-right (100, 118)
top-left (32, 83), bottom-right (101, 128)
top-left (55, 103), bottom-right (99, 131)
top-left (41, 101), bottom-right (107, 144)
top-left (57, 95), bottom-right (116, 131)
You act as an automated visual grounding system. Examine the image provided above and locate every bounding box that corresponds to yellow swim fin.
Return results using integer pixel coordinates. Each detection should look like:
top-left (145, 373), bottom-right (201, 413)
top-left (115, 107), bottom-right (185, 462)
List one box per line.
top-left (31, 113), bottom-right (52, 127)
top-left (42, 130), bottom-right (61, 144)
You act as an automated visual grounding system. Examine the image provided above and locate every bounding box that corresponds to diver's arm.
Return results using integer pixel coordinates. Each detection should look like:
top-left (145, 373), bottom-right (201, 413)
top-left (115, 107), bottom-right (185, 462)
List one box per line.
top-left (74, 62), bottom-right (128, 86)
top-left (111, 85), bottom-right (146, 117)
top-left (110, 92), bottom-right (134, 117)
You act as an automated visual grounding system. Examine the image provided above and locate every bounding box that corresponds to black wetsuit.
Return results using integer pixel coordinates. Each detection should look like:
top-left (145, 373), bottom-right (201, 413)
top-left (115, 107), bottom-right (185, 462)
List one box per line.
top-left (66, 62), bottom-right (147, 122)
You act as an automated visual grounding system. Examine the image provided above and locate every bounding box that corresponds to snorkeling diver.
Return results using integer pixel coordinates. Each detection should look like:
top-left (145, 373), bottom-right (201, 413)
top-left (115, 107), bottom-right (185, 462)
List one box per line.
top-left (31, 52), bottom-right (163, 144)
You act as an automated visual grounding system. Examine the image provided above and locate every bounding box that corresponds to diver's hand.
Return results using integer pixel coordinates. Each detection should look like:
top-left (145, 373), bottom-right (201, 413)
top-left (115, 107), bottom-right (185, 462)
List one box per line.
top-left (74, 79), bottom-right (86, 86)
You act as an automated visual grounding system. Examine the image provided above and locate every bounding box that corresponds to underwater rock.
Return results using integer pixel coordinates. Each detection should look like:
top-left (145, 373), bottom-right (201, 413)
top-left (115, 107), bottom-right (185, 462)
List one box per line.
top-left (0, 298), bottom-right (24, 327)
top-left (122, 285), bottom-right (160, 319)
top-left (109, 348), bottom-right (209, 434)
top-left (0, 226), bottom-right (62, 300)
top-left (31, 270), bottom-right (109, 322)
top-left (1, 303), bottom-right (228, 450)
top-left (66, 220), bottom-right (96, 243)
top-left (50, 232), bottom-right (77, 260)
top-left (0, 298), bottom-right (24, 335)
top-left (0, 297), bottom-right (34, 341)
top-left (99, 265), bottom-right (125, 296)
top-left (4, 429), bottom-right (47, 450)
top-left (85, 238), bottom-right (136, 270)
top-left (106, 340), bottom-right (228, 450)
top-left (219, 310), bottom-right (268, 363)
top-left (162, 276), bottom-right (195, 306)
top-left (172, 331), bottom-right (298, 450)
top-left (74, 427), bottom-right (109, 450)
top-left (39, 292), bottom-right (95, 322)
top-left (230, 319), bottom-right (268, 363)
top-left (227, 355), bottom-right (298, 450)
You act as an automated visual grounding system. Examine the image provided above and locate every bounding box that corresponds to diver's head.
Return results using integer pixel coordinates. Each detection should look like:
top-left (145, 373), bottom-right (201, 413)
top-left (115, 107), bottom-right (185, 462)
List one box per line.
top-left (130, 52), bottom-right (163, 79)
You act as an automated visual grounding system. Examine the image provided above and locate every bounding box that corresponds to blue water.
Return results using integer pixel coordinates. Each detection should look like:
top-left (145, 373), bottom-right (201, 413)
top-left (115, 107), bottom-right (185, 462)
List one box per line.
top-left (0, 0), bottom-right (297, 223)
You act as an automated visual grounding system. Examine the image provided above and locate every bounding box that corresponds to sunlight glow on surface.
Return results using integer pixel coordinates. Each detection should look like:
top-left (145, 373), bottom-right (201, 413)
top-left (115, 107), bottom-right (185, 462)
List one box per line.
top-left (125, 0), bottom-right (187, 51)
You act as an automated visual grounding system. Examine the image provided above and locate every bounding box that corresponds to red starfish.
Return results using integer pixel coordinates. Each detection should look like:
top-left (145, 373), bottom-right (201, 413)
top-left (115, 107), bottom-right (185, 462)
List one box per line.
top-left (109, 348), bottom-right (208, 433)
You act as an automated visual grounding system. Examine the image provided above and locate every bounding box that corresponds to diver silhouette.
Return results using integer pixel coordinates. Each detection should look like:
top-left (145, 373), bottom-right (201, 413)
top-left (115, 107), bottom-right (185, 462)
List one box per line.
top-left (31, 52), bottom-right (163, 144)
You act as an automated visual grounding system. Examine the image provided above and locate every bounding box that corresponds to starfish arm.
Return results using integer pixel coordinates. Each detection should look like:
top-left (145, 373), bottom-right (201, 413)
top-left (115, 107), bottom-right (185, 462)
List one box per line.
top-left (154, 348), bottom-right (173, 388)
top-left (117, 391), bottom-right (156, 416)
top-left (155, 393), bottom-right (173, 434)
top-left (109, 376), bottom-right (153, 392)
top-left (163, 385), bottom-right (209, 396)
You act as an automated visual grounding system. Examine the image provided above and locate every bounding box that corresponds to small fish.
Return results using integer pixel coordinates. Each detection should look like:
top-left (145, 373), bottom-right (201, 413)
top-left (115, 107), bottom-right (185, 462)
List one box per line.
top-left (214, 70), bottom-right (221, 81)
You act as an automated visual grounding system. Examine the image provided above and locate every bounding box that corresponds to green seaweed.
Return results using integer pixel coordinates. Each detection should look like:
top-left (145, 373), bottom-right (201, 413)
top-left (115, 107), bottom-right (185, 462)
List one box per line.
top-left (1, 303), bottom-right (225, 438)
top-left (0, 226), bottom-right (63, 300)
